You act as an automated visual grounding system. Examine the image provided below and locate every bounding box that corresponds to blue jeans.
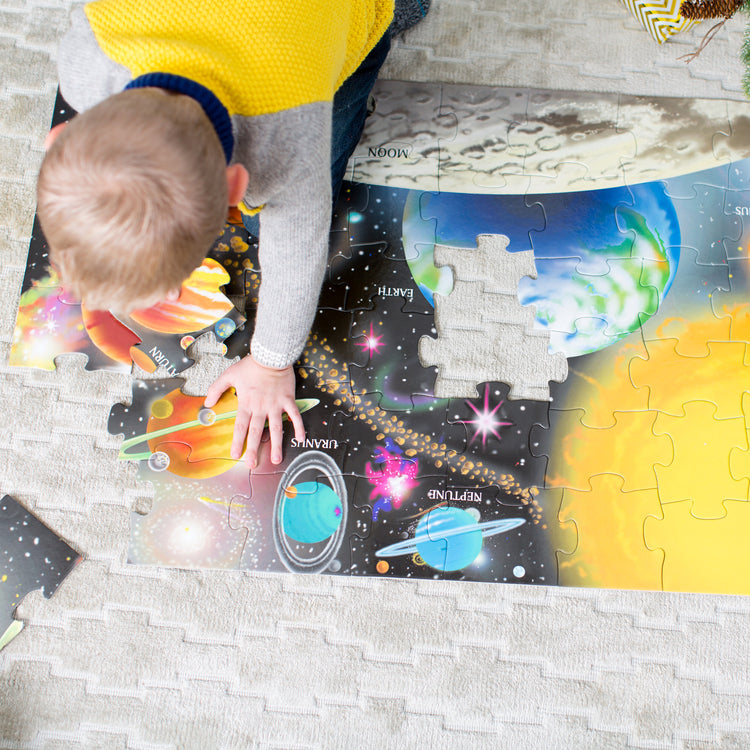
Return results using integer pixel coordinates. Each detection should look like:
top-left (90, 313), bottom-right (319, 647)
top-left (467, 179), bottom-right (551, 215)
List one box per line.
top-left (329, 31), bottom-right (392, 202)
top-left (243, 31), bottom-right (391, 235)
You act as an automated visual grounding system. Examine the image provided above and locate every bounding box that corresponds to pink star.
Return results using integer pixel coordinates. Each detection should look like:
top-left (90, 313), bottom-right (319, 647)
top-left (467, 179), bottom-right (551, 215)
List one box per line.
top-left (355, 322), bottom-right (384, 355)
top-left (463, 385), bottom-right (513, 448)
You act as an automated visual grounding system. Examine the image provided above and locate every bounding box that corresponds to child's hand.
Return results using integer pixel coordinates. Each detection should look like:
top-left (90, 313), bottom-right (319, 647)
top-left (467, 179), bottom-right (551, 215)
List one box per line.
top-left (204, 355), bottom-right (305, 469)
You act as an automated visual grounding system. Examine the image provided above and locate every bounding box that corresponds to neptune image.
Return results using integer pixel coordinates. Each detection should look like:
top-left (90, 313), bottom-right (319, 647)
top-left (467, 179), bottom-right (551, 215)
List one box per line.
top-left (402, 182), bottom-right (680, 358)
top-left (377, 507), bottom-right (526, 572)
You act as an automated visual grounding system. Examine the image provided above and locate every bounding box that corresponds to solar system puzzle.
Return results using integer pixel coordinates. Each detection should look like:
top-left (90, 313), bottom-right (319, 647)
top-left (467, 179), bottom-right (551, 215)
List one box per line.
top-left (12, 80), bottom-right (750, 594)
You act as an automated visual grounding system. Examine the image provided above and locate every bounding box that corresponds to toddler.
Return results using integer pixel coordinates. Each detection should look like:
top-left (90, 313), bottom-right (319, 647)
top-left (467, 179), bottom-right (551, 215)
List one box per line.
top-left (37, 0), bottom-right (429, 469)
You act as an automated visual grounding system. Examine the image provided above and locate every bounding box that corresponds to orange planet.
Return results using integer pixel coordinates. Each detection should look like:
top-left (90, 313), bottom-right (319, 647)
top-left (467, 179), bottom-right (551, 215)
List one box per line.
top-left (146, 386), bottom-right (242, 479)
top-left (129, 258), bottom-right (235, 335)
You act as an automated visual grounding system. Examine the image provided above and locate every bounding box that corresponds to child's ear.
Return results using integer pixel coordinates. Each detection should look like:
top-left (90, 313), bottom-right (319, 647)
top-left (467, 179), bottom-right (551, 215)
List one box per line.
top-left (226, 164), bottom-right (249, 206)
top-left (44, 122), bottom-right (68, 151)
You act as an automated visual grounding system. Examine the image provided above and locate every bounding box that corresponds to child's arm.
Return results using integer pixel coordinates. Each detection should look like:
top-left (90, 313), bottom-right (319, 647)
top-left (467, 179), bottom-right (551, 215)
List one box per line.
top-left (210, 105), bottom-right (333, 466)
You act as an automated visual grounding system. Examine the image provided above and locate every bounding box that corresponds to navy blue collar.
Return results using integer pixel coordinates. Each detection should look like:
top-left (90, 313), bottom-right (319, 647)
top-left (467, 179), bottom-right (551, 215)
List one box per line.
top-left (125, 73), bottom-right (234, 163)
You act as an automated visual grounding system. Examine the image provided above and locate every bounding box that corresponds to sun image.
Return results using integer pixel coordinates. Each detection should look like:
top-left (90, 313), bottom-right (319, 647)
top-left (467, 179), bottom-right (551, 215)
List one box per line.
top-left (543, 299), bottom-right (750, 594)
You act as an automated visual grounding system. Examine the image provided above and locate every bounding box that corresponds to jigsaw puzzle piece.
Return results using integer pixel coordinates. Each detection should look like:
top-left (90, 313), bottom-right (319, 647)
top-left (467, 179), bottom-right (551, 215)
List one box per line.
top-left (631, 339), bottom-right (750, 418)
top-left (359, 437), bottom-right (420, 522)
top-left (413, 482), bottom-right (541, 583)
top-left (632, 250), bottom-right (726, 356)
top-left (530, 486), bottom-right (575, 585)
top-left (1, 495), bottom-right (81, 650)
top-left (442, 84), bottom-right (529, 194)
top-left (668, 185), bottom-right (736, 267)
top-left (109, 376), bottom-right (296, 480)
top-left (226, 492), bottom-right (267, 570)
top-left (361, 469), bottom-right (449, 580)
top-left (328, 241), bottom-right (392, 312)
top-left (126, 257), bottom-right (245, 374)
top-left (521, 88), bottom-right (631, 193)
top-left (254, 450), bottom-right (356, 575)
top-left (519, 257), bottom-right (659, 351)
top-left (618, 93), bottom-right (733, 191)
top-left (347, 295), bottom-right (439, 411)
top-left (298, 315), bottom-right (358, 417)
top-left (556, 474), bottom-right (664, 591)
top-left (326, 183), bottom-right (372, 309)
top-left (644, 499), bottom-right (750, 595)
top-left (533, 408), bottom-right (673, 493)
top-left (349, 80), bottom-right (447, 192)
top-left (710, 257), bottom-right (750, 340)
top-left (128, 490), bottom-right (249, 569)
top-left (446, 381), bottom-right (549, 500)
top-left (653, 400), bottom-right (749, 518)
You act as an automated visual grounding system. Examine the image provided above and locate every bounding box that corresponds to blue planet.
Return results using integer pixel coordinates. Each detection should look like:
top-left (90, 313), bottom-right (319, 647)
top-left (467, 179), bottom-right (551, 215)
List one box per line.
top-left (377, 507), bottom-right (526, 572)
top-left (281, 482), bottom-right (344, 544)
top-left (402, 182), bottom-right (680, 358)
top-left (214, 317), bottom-right (236, 340)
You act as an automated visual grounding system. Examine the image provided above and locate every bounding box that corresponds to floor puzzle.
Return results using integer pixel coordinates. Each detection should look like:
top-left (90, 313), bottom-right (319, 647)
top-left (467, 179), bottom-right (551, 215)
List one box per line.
top-left (12, 80), bottom-right (750, 593)
top-left (0, 495), bottom-right (81, 650)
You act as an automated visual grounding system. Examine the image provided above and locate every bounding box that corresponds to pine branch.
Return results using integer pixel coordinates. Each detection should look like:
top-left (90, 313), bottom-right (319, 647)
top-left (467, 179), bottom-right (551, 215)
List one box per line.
top-left (678, 0), bottom-right (748, 63)
top-left (680, 0), bottom-right (744, 19)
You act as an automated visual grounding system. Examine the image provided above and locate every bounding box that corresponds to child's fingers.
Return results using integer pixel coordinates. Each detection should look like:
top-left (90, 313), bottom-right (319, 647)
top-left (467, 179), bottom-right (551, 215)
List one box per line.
top-left (204, 373), bottom-right (230, 408)
top-left (285, 401), bottom-right (306, 444)
top-left (231, 407), bottom-right (250, 462)
top-left (245, 412), bottom-right (266, 469)
top-left (267, 412), bottom-right (284, 464)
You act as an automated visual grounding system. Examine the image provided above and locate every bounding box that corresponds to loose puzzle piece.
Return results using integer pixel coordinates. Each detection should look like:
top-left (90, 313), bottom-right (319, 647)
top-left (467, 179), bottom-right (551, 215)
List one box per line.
top-left (1, 495), bottom-right (81, 650)
top-left (20, 79), bottom-right (750, 594)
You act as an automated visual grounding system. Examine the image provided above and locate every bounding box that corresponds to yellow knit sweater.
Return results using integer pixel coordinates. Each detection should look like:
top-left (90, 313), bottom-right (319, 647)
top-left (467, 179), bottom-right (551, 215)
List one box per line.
top-left (84, 0), bottom-right (394, 116)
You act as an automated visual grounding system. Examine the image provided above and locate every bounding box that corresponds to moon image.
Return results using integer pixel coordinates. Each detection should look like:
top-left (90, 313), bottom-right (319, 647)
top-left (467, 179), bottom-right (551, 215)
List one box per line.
top-left (377, 507), bottom-right (526, 572)
top-left (272, 451), bottom-right (349, 574)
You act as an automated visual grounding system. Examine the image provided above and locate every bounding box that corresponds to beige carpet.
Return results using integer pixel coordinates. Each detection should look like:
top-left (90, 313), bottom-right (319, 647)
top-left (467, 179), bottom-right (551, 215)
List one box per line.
top-left (3, 2), bottom-right (750, 748)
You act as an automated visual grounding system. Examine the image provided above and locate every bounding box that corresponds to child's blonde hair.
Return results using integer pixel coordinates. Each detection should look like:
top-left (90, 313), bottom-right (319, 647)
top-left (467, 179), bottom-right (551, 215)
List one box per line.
top-left (37, 88), bottom-right (228, 312)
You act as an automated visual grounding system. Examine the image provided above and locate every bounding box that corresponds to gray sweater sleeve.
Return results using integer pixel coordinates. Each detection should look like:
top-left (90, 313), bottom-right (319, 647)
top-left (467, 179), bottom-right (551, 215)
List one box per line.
top-left (232, 105), bottom-right (332, 369)
top-left (57, 6), bottom-right (132, 112)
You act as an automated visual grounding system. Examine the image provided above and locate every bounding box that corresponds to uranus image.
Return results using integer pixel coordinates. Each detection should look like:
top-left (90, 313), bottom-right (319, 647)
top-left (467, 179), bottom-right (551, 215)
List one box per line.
top-left (281, 482), bottom-right (344, 544)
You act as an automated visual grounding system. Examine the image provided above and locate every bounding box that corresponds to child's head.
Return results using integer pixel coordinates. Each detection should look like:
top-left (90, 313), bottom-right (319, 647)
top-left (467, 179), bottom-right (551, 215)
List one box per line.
top-left (37, 88), bottom-right (229, 312)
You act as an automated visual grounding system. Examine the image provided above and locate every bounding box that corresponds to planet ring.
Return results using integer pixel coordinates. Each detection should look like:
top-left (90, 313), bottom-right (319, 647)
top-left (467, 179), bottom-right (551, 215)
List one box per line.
top-left (376, 517), bottom-right (526, 558)
top-left (117, 398), bottom-right (319, 461)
